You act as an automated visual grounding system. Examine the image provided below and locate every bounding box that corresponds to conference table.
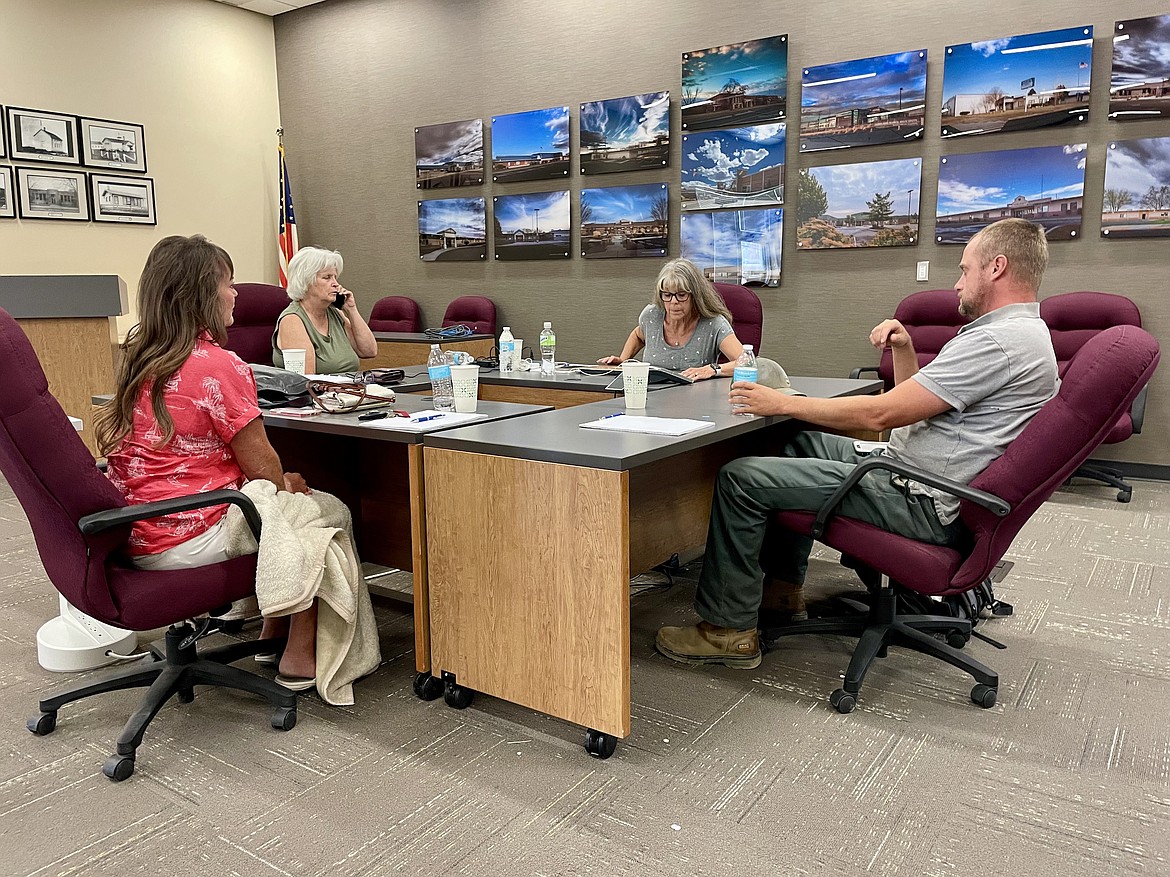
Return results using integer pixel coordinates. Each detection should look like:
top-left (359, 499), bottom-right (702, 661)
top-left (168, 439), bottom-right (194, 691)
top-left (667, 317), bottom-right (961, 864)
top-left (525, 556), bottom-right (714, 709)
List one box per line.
top-left (421, 376), bottom-right (881, 757)
top-left (262, 393), bottom-right (550, 682)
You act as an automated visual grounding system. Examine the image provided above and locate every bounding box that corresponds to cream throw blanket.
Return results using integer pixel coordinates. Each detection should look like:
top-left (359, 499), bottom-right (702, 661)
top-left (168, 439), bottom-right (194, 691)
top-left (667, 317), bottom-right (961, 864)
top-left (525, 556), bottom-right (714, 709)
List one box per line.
top-left (225, 481), bottom-right (381, 705)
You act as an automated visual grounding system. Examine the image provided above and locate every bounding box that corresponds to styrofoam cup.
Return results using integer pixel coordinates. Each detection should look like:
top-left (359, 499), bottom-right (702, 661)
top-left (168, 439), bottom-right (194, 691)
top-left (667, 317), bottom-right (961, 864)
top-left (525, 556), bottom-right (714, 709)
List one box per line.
top-left (281, 348), bottom-right (306, 375)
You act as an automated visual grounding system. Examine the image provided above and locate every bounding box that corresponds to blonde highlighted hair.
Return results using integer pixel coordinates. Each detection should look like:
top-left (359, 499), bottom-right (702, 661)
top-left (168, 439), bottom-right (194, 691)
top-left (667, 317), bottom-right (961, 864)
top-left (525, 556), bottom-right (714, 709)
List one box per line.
top-left (651, 258), bottom-right (731, 321)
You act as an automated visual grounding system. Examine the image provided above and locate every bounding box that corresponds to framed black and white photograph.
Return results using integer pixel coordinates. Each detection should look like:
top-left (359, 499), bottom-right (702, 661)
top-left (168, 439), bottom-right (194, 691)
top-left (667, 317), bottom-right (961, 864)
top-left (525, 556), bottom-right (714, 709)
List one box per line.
top-left (90, 173), bottom-right (156, 224)
top-left (16, 166), bottom-right (90, 221)
top-left (5, 107), bottom-right (80, 165)
top-left (0, 167), bottom-right (14, 219)
top-left (79, 116), bottom-right (147, 173)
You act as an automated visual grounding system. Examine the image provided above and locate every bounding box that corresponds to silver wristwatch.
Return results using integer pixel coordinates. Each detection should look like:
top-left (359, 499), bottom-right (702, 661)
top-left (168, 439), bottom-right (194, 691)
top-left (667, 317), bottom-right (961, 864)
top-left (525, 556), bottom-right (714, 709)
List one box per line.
top-left (712, 362), bottom-right (721, 377)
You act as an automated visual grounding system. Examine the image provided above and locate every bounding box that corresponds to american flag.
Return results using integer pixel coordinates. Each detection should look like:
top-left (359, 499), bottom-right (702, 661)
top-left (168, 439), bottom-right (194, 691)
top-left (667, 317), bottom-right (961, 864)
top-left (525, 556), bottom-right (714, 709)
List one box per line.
top-left (277, 143), bottom-right (298, 286)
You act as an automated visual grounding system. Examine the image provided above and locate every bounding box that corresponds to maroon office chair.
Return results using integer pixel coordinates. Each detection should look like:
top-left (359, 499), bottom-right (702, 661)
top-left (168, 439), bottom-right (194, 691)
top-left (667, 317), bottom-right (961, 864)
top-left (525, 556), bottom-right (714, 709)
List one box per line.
top-left (1041, 291), bottom-right (1146, 502)
top-left (0, 308), bottom-right (296, 782)
top-left (764, 325), bottom-right (1159, 712)
top-left (714, 282), bottom-right (763, 358)
top-left (368, 295), bottom-right (422, 332)
top-left (226, 282), bottom-right (289, 365)
top-left (851, 289), bottom-right (968, 389)
top-left (441, 295), bottom-right (496, 334)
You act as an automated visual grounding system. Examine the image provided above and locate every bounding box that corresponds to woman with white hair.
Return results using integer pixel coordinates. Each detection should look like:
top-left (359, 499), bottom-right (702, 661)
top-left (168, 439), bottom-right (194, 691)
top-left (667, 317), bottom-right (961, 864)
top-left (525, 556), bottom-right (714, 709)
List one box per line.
top-left (272, 247), bottom-right (377, 374)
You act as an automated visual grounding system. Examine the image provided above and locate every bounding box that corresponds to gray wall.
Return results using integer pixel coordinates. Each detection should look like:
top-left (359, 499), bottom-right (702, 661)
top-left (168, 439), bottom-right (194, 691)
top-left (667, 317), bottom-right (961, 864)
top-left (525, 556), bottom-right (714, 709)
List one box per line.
top-left (274, 0), bottom-right (1169, 465)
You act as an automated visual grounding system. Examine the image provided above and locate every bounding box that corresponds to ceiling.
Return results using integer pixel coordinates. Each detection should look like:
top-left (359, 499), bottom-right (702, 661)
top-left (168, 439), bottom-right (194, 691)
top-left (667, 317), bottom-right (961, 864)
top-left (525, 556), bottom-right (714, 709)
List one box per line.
top-left (210, 0), bottom-right (328, 16)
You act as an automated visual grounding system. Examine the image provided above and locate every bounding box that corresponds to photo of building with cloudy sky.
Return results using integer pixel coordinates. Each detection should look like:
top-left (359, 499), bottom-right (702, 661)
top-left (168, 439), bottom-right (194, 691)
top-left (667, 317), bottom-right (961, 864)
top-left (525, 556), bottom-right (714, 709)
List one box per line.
top-left (491, 107), bottom-right (569, 182)
top-left (580, 92), bottom-right (669, 174)
top-left (1110, 13), bottom-right (1170, 121)
top-left (681, 123), bottom-right (785, 211)
top-left (417, 197), bottom-right (486, 260)
top-left (1102, 136), bottom-right (1170, 238)
top-left (682, 35), bottom-right (787, 131)
top-left (494, 190), bottom-right (570, 260)
top-left (415, 119), bottom-right (483, 189)
top-left (681, 207), bottom-right (782, 286)
top-left (581, 183), bottom-right (668, 258)
top-left (797, 158), bottom-right (920, 249)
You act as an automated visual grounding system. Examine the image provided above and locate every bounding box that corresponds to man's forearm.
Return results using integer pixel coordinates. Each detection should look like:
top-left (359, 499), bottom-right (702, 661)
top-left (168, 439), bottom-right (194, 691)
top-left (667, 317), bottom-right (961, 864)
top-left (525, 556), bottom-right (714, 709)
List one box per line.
top-left (890, 343), bottom-right (919, 385)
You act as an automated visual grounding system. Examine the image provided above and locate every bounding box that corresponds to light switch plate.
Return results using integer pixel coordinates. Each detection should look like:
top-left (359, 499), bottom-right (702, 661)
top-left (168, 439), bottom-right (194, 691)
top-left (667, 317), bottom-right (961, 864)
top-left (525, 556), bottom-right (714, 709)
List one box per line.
top-left (916, 261), bottom-right (929, 282)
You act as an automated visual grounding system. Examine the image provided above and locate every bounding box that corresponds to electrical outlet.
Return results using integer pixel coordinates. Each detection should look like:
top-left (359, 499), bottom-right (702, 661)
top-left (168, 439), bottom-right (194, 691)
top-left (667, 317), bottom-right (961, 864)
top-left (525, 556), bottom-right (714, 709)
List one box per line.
top-left (916, 261), bottom-right (929, 282)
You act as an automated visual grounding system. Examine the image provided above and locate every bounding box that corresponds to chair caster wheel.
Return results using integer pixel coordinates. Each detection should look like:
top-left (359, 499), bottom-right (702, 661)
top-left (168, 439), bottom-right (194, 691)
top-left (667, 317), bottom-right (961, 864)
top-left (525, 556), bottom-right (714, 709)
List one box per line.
top-left (178, 688), bottom-right (195, 704)
top-left (413, 672), bottom-right (444, 701)
top-left (28, 712), bottom-right (57, 736)
top-left (830, 688), bottom-right (857, 714)
top-left (946, 630), bottom-right (968, 650)
top-left (103, 755), bottom-right (135, 782)
top-left (271, 707), bottom-right (297, 731)
top-left (584, 728), bottom-right (617, 759)
top-left (1117, 490), bottom-right (1132, 503)
top-left (443, 681), bottom-right (474, 710)
top-left (971, 684), bottom-right (997, 709)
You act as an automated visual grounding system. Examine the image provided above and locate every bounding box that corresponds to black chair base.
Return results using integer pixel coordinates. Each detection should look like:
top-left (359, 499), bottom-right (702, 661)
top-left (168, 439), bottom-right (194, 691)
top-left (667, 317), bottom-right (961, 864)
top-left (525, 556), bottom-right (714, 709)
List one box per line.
top-left (28, 623), bottom-right (296, 782)
top-left (1070, 463), bottom-right (1133, 503)
top-left (761, 589), bottom-right (999, 713)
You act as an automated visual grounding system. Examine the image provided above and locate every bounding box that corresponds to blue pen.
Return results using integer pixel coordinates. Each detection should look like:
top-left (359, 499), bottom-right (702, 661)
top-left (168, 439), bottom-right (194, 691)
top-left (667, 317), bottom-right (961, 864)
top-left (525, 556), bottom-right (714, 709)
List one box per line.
top-left (413, 414), bottom-right (444, 422)
top-left (600, 412), bottom-right (624, 419)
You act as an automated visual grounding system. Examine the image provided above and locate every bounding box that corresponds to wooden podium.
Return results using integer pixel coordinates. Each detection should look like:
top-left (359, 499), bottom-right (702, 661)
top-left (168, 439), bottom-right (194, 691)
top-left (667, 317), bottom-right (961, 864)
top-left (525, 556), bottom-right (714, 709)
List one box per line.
top-left (0, 275), bottom-right (126, 455)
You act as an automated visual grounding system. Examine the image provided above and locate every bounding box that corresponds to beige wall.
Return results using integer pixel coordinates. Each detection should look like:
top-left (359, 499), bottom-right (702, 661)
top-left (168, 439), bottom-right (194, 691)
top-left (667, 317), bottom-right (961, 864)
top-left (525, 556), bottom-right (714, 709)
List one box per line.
top-left (1, 0), bottom-right (280, 339)
top-left (274, 0), bottom-right (1169, 466)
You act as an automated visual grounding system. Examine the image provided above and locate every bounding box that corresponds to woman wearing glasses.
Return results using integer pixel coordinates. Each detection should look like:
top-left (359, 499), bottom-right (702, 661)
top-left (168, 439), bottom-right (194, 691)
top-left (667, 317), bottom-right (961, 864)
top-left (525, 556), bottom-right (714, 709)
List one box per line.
top-left (596, 258), bottom-right (745, 379)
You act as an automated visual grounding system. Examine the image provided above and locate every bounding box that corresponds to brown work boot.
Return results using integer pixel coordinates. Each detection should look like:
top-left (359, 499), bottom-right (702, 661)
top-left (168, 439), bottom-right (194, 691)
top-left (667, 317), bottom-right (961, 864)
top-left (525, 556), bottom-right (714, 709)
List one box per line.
top-left (760, 577), bottom-right (808, 624)
top-left (655, 621), bottom-right (762, 669)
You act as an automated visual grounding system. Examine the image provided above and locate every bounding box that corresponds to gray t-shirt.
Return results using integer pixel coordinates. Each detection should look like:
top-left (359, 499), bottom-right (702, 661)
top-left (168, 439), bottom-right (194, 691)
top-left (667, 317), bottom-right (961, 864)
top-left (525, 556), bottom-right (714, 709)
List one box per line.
top-left (637, 304), bottom-right (733, 370)
top-left (886, 302), bottom-right (1057, 525)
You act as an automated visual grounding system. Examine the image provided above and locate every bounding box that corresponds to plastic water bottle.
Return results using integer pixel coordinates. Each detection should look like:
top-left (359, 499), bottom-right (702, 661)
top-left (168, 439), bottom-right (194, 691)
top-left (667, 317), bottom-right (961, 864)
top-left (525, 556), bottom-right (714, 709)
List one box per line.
top-left (539, 321), bottom-right (556, 376)
top-left (731, 344), bottom-right (758, 415)
top-left (499, 326), bottom-right (516, 373)
top-left (427, 344), bottom-right (454, 411)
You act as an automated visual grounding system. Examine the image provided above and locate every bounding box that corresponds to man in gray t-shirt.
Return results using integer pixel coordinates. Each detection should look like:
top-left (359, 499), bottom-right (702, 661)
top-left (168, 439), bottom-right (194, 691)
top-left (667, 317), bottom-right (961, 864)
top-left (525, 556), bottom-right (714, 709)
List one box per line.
top-left (657, 218), bottom-right (1058, 670)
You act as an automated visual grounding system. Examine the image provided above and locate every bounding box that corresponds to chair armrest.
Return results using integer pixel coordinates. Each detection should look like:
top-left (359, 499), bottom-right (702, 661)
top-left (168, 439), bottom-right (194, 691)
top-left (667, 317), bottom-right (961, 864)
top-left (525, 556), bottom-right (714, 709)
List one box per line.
top-left (811, 455), bottom-right (1010, 540)
top-left (1130, 385), bottom-right (1149, 435)
top-left (849, 366), bottom-right (880, 380)
top-left (79, 489), bottom-right (262, 541)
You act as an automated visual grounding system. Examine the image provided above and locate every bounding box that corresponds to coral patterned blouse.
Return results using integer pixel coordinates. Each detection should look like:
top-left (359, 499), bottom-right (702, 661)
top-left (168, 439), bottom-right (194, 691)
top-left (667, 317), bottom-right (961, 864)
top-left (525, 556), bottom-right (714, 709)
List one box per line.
top-left (106, 335), bottom-right (261, 556)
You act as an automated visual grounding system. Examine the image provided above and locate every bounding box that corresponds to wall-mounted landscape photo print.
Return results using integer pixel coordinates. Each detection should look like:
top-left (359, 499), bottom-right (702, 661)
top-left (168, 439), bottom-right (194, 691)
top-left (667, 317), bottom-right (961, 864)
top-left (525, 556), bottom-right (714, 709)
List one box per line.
top-left (494, 190), bottom-right (570, 260)
top-left (415, 119), bottom-right (484, 189)
top-left (796, 159), bottom-right (921, 249)
top-left (491, 107), bottom-right (569, 182)
top-left (1102, 137), bottom-right (1170, 238)
top-left (680, 207), bottom-right (783, 286)
top-left (6, 107), bottom-right (79, 166)
top-left (580, 92), bottom-right (669, 175)
top-left (800, 50), bottom-right (926, 152)
top-left (1110, 14), bottom-right (1170, 121)
top-left (15, 166), bottom-right (90, 221)
top-left (935, 143), bottom-right (1086, 244)
top-left (581, 183), bottom-right (668, 258)
top-left (682, 35), bottom-right (787, 131)
top-left (681, 123), bottom-right (784, 211)
top-left (941, 26), bottom-right (1093, 138)
top-left (0, 167), bottom-right (14, 218)
top-left (417, 197), bottom-right (486, 261)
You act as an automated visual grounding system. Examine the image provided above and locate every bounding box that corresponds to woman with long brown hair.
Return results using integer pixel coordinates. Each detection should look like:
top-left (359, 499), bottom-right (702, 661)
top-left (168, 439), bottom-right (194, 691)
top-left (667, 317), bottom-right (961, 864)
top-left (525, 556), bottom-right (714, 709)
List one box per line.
top-left (97, 235), bottom-right (376, 698)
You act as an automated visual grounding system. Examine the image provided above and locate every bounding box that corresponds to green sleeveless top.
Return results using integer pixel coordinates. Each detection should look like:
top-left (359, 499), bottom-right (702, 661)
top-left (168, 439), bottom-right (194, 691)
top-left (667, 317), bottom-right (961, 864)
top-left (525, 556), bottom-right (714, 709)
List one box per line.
top-left (272, 302), bottom-right (360, 374)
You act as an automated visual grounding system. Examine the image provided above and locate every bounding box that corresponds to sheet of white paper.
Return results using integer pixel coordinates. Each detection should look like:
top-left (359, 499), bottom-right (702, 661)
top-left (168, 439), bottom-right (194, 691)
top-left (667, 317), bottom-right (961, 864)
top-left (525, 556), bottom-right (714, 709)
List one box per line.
top-left (579, 415), bottom-right (716, 436)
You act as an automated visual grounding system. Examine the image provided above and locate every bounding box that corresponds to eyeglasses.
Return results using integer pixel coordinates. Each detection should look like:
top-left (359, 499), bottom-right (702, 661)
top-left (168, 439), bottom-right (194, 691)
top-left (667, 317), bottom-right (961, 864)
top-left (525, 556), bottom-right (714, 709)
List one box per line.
top-left (659, 291), bottom-right (692, 303)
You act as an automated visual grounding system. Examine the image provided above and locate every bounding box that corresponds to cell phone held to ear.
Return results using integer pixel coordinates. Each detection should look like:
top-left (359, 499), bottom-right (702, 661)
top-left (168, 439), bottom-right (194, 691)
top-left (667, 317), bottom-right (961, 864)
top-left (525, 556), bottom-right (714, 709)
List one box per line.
top-left (331, 291), bottom-right (346, 308)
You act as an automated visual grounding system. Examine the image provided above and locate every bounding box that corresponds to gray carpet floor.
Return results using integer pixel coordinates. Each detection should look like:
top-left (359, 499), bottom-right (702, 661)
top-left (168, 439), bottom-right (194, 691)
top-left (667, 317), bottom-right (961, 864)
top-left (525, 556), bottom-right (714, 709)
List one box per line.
top-left (0, 474), bottom-right (1167, 876)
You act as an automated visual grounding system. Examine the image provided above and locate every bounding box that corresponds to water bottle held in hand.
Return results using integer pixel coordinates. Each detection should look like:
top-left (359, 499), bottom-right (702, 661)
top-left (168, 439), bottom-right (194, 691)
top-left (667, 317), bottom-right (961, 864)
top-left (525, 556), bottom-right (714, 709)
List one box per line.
top-left (499, 326), bottom-right (516, 373)
top-left (539, 321), bottom-right (556, 377)
top-left (731, 344), bottom-right (757, 415)
top-left (427, 344), bottom-right (455, 411)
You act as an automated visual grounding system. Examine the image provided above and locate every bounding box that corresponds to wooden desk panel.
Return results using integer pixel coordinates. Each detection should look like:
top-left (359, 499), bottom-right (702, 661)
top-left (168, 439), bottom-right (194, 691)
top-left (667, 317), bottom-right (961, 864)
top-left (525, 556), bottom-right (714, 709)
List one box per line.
top-left (426, 448), bottom-right (631, 737)
top-left (367, 337), bottom-right (492, 369)
top-left (478, 383), bottom-right (612, 409)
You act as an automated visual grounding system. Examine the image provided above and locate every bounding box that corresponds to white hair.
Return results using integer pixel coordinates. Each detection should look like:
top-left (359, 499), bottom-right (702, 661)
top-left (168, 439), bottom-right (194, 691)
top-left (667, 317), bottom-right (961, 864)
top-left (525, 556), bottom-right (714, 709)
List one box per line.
top-left (285, 246), bottom-right (344, 301)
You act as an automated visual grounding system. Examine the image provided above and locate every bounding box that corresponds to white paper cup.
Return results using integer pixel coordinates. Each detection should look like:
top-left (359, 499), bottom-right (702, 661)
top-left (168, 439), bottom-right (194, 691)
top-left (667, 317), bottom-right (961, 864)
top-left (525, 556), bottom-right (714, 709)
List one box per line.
top-left (621, 361), bottom-right (650, 409)
top-left (450, 364), bottom-right (480, 412)
top-left (281, 348), bottom-right (306, 375)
